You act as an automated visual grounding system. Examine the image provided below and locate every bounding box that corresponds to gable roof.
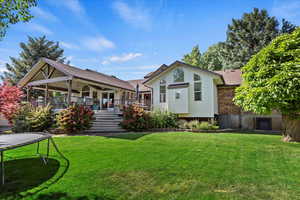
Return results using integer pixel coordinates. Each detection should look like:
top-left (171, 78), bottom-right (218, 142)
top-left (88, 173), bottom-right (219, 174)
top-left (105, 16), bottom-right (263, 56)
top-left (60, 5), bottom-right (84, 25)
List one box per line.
top-left (128, 79), bottom-right (151, 92)
top-left (214, 69), bottom-right (242, 86)
top-left (143, 60), bottom-right (224, 84)
top-left (18, 58), bottom-right (135, 91)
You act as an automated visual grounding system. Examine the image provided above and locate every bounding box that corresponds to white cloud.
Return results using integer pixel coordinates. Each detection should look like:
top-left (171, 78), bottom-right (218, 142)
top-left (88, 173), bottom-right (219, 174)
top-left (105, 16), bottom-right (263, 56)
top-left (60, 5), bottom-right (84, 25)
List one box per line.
top-left (32, 7), bottom-right (59, 22)
top-left (113, 1), bottom-right (151, 30)
top-left (82, 36), bottom-right (115, 52)
top-left (63, 0), bottom-right (85, 15)
top-left (48, 0), bottom-right (85, 15)
top-left (102, 64), bottom-right (159, 72)
top-left (272, 0), bottom-right (300, 19)
top-left (27, 23), bottom-right (53, 35)
top-left (102, 53), bottom-right (143, 64)
top-left (60, 41), bottom-right (80, 50)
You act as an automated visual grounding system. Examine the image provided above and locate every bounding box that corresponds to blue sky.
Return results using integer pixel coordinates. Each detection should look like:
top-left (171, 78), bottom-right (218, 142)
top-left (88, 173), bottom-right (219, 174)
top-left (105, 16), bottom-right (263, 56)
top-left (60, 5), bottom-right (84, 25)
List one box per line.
top-left (0, 0), bottom-right (299, 80)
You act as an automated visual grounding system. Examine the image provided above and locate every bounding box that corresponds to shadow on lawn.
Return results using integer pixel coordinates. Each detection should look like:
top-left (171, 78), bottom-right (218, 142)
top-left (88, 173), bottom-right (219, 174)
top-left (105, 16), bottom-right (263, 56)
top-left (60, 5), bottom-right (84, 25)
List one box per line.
top-left (0, 158), bottom-right (59, 197)
top-left (36, 192), bottom-right (115, 200)
top-left (105, 133), bottom-right (150, 140)
top-left (0, 156), bottom-right (70, 200)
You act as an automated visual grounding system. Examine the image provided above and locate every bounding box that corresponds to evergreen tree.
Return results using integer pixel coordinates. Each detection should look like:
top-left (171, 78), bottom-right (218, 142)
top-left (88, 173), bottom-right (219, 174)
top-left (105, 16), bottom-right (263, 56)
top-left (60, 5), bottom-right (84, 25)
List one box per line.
top-left (280, 18), bottom-right (297, 34)
top-left (1, 36), bottom-right (66, 84)
top-left (200, 42), bottom-right (227, 71)
top-left (223, 8), bottom-right (279, 69)
top-left (182, 45), bottom-right (202, 67)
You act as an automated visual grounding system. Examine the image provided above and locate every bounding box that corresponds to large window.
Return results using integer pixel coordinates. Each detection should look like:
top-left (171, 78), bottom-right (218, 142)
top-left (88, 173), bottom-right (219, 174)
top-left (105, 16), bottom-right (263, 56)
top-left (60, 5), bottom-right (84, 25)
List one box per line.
top-left (160, 80), bottom-right (166, 103)
top-left (194, 74), bottom-right (202, 101)
top-left (173, 68), bottom-right (184, 82)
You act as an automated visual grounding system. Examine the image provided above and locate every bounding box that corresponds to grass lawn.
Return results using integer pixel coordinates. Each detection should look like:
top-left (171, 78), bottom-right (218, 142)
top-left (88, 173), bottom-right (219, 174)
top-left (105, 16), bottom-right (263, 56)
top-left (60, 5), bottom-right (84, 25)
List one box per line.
top-left (1, 132), bottom-right (300, 200)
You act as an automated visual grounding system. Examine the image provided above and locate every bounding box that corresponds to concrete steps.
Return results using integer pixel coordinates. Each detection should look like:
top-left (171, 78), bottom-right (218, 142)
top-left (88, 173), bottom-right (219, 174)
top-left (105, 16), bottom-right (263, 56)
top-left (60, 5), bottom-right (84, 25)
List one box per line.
top-left (85, 111), bottom-right (126, 133)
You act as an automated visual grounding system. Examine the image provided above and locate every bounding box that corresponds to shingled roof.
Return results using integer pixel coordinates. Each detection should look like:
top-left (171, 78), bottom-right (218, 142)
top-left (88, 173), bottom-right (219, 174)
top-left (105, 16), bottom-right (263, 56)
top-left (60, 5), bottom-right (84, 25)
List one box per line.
top-left (128, 79), bottom-right (151, 92)
top-left (143, 61), bottom-right (224, 84)
top-left (214, 69), bottom-right (242, 86)
top-left (19, 58), bottom-right (135, 91)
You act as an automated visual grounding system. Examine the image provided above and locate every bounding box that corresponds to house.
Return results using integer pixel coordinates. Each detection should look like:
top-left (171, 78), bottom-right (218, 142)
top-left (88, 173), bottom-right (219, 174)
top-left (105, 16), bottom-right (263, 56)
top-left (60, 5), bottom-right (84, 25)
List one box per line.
top-left (18, 58), bottom-right (282, 131)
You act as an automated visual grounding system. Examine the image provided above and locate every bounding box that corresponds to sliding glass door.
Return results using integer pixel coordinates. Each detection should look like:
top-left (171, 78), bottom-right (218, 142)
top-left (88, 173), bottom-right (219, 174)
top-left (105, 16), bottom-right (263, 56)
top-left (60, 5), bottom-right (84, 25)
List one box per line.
top-left (102, 92), bottom-right (114, 109)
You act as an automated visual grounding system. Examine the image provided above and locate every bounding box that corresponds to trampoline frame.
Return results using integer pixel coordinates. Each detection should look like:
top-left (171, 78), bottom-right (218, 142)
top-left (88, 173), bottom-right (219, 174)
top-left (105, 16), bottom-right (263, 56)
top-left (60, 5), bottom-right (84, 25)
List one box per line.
top-left (0, 133), bottom-right (61, 185)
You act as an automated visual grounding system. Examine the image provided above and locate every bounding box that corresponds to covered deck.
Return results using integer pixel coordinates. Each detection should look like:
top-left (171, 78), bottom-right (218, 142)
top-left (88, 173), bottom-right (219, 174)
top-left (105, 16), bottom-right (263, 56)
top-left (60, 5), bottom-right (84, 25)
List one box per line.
top-left (18, 58), bottom-right (151, 111)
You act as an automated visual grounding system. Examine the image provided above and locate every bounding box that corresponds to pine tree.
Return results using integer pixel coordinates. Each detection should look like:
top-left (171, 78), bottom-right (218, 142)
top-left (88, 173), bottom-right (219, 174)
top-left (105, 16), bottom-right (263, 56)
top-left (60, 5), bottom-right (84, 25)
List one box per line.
top-left (182, 45), bottom-right (202, 67)
top-left (280, 18), bottom-right (297, 34)
top-left (1, 36), bottom-right (66, 84)
top-left (223, 8), bottom-right (279, 69)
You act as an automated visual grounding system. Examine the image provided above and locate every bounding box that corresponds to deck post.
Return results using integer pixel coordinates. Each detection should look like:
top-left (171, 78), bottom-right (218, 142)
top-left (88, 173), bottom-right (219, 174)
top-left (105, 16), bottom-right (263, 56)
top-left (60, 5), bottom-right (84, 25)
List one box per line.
top-left (26, 86), bottom-right (31, 102)
top-left (67, 80), bottom-right (72, 105)
top-left (45, 84), bottom-right (49, 105)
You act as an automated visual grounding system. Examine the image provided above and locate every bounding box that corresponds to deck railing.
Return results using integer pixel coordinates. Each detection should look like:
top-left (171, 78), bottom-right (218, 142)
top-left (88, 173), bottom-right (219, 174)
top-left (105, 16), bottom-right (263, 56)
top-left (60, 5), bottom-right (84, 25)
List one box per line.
top-left (29, 96), bottom-right (151, 110)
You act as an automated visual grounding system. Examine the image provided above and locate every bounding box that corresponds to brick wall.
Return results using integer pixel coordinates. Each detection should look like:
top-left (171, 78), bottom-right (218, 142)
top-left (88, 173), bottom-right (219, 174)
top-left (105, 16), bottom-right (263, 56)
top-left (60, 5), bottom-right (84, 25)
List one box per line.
top-left (217, 86), bottom-right (241, 115)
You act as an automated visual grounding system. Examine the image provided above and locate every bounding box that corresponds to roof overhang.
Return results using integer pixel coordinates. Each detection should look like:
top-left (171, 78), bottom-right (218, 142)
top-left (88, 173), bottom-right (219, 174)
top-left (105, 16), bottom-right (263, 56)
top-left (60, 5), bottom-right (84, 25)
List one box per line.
top-left (18, 58), bottom-right (72, 88)
top-left (143, 60), bottom-right (225, 85)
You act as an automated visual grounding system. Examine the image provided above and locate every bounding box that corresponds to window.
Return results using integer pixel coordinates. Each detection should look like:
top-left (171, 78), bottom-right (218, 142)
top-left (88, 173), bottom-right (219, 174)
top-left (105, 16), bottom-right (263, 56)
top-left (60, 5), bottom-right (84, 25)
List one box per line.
top-left (194, 74), bottom-right (202, 101)
top-left (160, 80), bottom-right (166, 103)
top-left (82, 85), bottom-right (90, 97)
top-left (173, 68), bottom-right (184, 82)
top-left (175, 91), bottom-right (180, 99)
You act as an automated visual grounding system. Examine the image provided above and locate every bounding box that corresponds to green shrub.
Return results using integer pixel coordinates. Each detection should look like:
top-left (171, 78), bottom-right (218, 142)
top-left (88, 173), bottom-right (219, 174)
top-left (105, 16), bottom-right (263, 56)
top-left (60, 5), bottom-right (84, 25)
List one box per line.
top-left (186, 120), bottom-right (199, 129)
top-left (56, 105), bottom-right (94, 134)
top-left (121, 104), bottom-right (150, 131)
top-left (149, 110), bottom-right (178, 128)
top-left (12, 104), bottom-right (54, 132)
top-left (197, 121), bottom-right (219, 130)
top-left (121, 106), bottom-right (178, 131)
top-left (177, 119), bottom-right (187, 129)
top-left (197, 122), bottom-right (210, 130)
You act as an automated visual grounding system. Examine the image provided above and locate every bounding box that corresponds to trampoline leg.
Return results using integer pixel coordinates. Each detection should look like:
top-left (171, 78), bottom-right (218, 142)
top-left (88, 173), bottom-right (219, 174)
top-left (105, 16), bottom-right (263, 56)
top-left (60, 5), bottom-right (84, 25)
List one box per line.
top-left (1, 151), bottom-right (4, 185)
top-left (46, 138), bottom-right (50, 163)
top-left (37, 141), bottom-right (40, 154)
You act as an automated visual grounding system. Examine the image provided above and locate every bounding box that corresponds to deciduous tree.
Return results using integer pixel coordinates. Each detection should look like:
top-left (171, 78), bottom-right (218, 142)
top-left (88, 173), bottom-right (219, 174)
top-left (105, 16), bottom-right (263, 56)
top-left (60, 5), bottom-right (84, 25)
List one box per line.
top-left (234, 28), bottom-right (300, 142)
top-left (0, 82), bottom-right (23, 123)
top-left (182, 45), bottom-right (202, 67)
top-left (200, 42), bottom-right (227, 70)
top-left (0, 0), bottom-right (37, 40)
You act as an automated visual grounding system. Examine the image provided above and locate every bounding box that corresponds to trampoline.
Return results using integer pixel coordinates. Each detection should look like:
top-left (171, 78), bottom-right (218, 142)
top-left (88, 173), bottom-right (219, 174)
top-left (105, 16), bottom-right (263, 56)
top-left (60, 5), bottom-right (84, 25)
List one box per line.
top-left (0, 132), bottom-right (62, 185)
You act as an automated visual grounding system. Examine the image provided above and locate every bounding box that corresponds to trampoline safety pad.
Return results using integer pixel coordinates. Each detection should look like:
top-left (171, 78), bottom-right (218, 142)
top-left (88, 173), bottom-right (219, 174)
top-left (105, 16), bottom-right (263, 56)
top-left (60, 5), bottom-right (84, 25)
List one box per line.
top-left (0, 132), bottom-right (62, 185)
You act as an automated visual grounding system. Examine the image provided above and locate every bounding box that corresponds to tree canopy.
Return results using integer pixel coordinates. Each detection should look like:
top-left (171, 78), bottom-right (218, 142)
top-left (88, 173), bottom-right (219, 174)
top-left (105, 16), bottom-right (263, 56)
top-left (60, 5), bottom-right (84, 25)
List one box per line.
top-left (0, 0), bottom-right (37, 40)
top-left (199, 42), bottom-right (227, 70)
top-left (222, 8), bottom-right (279, 69)
top-left (234, 28), bottom-right (300, 141)
top-left (182, 45), bottom-right (202, 67)
top-left (1, 35), bottom-right (66, 85)
top-left (184, 8), bottom-right (297, 71)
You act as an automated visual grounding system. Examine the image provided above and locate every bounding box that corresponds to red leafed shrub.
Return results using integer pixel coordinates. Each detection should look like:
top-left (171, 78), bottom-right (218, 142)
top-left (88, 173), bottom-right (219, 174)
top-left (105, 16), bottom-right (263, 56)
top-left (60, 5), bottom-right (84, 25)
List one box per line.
top-left (0, 82), bottom-right (24, 124)
top-left (56, 105), bottom-right (94, 134)
top-left (121, 104), bottom-right (150, 131)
